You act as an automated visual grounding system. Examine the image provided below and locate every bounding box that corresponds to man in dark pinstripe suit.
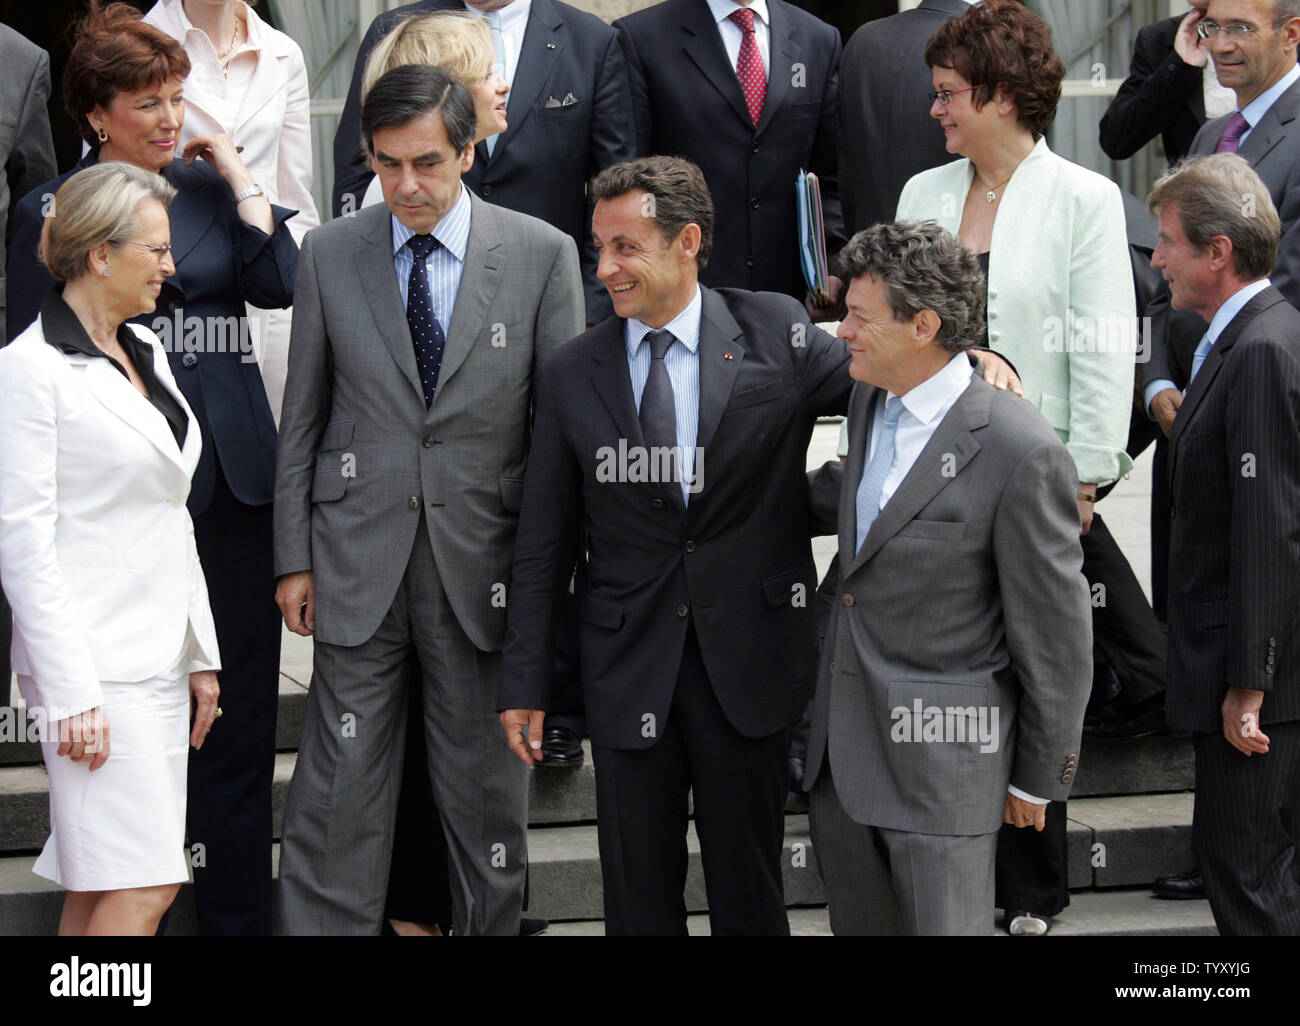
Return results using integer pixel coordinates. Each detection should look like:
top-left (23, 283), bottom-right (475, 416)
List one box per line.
top-left (1149, 153), bottom-right (1300, 935)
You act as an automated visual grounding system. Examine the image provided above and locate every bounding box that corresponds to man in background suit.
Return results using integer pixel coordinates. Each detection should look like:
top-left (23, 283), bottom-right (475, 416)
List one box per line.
top-left (837, 0), bottom-right (971, 236)
top-left (498, 156), bottom-right (849, 935)
top-left (275, 65), bottom-right (583, 935)
top-left (803, 221), bottom-right (1091, 935)
top-left (1148, 153), bottom-right (1300, 934)
top-left (615, 0), bottom-right (845, 317)
top-left (0, 23), bottom-right (57, 707)
top-left (333, 0), bottom-right (634, 326)
top-left (1100, 0), bottom-right (1215, 164)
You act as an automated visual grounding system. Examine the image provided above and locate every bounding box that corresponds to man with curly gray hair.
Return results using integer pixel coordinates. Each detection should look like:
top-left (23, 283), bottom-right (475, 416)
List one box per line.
top-left (803, 220), bottom-right (1093, 935)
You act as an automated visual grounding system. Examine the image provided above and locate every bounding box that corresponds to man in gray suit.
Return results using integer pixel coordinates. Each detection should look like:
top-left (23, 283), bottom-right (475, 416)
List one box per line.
top-left (804, 221), bottom-right (1092, 935)
top-left (274, 64), bottom-right (583, 935)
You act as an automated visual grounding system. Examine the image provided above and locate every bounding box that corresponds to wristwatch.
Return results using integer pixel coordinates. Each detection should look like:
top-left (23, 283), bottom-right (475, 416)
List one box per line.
top-left (233, 183), bottom-right (265, 203)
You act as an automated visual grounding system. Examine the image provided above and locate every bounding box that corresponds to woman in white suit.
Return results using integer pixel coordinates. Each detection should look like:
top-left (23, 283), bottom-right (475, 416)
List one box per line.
top-left (895, 0), bottom-right (1136, 937)
top-left (143, 0), bottom-right (320, 424)
top-left (0, 162), bottom-right (221, 936)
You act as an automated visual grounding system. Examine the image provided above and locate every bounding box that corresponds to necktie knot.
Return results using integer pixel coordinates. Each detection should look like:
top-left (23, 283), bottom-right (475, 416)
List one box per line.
top-left (1217, 111), bottom-right (1250, 153)
top-left (729, 8), bottom-right (756, 34)
top-left (406, 233), bottom-right (439, 260)
top-left (645, 329), bottom-right (675, 361)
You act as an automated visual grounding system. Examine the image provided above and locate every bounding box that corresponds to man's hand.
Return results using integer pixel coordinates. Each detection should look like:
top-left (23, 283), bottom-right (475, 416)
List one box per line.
top-left (1078, 482), bottom-right (1097, 536)
top-left (276, 571), bottom-right (315, 636)
top-left (1151, 386), bottom-right (1182, 438)
top-left (971, 348), bottom-right (1025, 397)
top-left (1222, 686), bottom-right (1270, 756)
top-left (500, 708), bottom-right (546, 765)
top-left (1003, 793), bottom-right (1047, 831)
top-left (1174, 8), bottom-right (1210, 67)
top-left (55, 707), bottom-right (110, 771)
top-left (804, 275), bottom-right (845, 323)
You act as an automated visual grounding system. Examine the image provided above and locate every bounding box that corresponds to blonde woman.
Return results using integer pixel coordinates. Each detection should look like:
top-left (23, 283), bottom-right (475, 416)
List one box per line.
top-left (0, 163), bottom-right (220, 936)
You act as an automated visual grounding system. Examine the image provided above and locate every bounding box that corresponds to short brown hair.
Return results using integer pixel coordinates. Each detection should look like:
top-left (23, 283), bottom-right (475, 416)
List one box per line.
top-left (63, 1), bottom-right (191, 148)
top-left (590, 156), bottom-right (715, 269)
top-left (925, 0), bottom-right (1064, 138)
top-left (1147, 154), bottom-right (1280, 281)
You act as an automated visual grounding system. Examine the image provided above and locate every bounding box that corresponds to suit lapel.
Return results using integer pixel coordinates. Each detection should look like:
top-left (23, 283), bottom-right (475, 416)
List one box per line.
top-left (146, 338), bottom-right (202, 479)
top-left (231, 20), bottom-right (290, 139)
top-left (439, 194), bottom-right (505, 392)
top-left (496, 0), bottom-right (565, 161)
top-left (838, 382), bottom-right (876, 574)
top-left (681, 0), bottom-right (752, 130)
top-left (695, 288), bottom-right (745, 454)
top-left (845, 372), bottom-right (985, 577)
top-left (589, 321), bottom-right (645, 452)
top-left (1238, 82), bottom-right (1300, 165)
top-left (65, 354), bottom-right (188, 474)
top-left (355, 205), bottom-right (425, 405)
top-left (755, 1), bottom-right (796, 136)
top-left (163, 161), bottom-right (218, 270)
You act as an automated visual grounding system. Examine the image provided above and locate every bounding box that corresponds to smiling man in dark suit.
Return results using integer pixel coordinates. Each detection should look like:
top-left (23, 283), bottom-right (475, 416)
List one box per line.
top-left (1148, 152), bottom-right (1300, 935)
top-left (333, 0), bottom-right (634, 326)
top-left (614, 0), bottom-right (844, 318)
top-left (498, 155), bottom-right (849, 935)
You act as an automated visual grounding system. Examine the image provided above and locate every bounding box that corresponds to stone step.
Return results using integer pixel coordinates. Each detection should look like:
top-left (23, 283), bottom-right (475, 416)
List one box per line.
top-left (0, 795), bottom-right (1198, 934)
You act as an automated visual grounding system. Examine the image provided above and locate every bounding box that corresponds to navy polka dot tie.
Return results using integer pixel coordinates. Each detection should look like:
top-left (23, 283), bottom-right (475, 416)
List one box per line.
top-left (405, 233), bottom-right (446, 408)
top-left (729, 8), bottom-right (766, 126)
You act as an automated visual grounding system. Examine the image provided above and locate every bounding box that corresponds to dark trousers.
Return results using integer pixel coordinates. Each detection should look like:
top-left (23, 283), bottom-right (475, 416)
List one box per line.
top-left (1193, 722), bottom-right (1300, 935)
top-left (994, 801), bottom-right (1070, 916)
top-left (590, 627), bottom-right (790, 935)
top-left (188, 464), bottom-right (280, 935)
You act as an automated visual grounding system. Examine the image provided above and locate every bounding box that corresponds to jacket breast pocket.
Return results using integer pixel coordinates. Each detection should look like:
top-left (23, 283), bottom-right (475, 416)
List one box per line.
top-left (727, 378), bottom-right (789, 411)
top-left (534, 100), bottom-right (585, 124)
top-left (895, 520), bottom-right (966, 542)
top-left (785, 101), bottom-right (821, 121)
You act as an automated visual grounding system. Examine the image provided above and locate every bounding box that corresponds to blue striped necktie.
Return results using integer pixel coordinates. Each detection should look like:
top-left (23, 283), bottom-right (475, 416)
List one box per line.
top-left (856, 399), bottom-right (904, 552)
top-left (405, 233), bottom-right (445, 407)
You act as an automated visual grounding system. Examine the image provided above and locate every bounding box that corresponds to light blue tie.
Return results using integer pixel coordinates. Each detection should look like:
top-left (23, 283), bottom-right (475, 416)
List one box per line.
top-left (855, 398), bottom-right (904, 552)
top-left (1189, 332), bottom-right (1212, 386)
top-left (484, 11), bottom-right (507, 156)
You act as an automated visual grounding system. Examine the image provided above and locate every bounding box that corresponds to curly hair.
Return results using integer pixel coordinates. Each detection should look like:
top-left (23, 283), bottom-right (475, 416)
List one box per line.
top-left (837, 221), bottom-right (986, 355)
top-left (63, 1), bottom-right (191, 148)
top-left (925, 0), bottom-right (1064, 138)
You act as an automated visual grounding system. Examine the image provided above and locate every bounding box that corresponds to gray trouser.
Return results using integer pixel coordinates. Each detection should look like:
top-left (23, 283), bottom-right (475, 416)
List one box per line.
top-left (810, 764), bottom-right (997, 936)
top-left (277, 522), bottom-right (528, 935)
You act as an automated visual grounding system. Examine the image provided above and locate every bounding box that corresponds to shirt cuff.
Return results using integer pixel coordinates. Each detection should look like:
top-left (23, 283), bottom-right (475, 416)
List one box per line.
top-left (1143, 377), bottom-right (1178, 418)
top-left (1007, 784), bottom-right (1049, 805)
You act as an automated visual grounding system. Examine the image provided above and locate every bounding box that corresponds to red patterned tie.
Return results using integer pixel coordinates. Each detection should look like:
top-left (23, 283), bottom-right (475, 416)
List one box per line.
top-left (728, 8), bottom-right (766, 126)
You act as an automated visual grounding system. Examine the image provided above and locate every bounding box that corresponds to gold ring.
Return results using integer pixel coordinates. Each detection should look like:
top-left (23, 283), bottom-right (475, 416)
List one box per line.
top-left (215, 707), bottom-right (224, 718)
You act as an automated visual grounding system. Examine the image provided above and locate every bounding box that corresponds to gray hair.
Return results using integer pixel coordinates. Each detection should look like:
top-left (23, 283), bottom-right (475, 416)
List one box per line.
top-left (837, 221), bottom-right (986, 354)
top-left (40, 161), bottom-right (176, 283)
top-left (1278, 1), bottom-right (1300, 22)
top-left (1147, 153), bottom-right (1279, 280)
top-left (591, 156), bottom-right (715, 270)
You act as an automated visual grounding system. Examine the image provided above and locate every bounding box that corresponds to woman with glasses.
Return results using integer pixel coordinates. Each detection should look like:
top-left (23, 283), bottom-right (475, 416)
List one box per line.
top-left (0, 162), bottom-right (221, 935)
top-left (5, 1), bottom-right (297, 936)
top-left (896, 0), bottom-right (1135, 935)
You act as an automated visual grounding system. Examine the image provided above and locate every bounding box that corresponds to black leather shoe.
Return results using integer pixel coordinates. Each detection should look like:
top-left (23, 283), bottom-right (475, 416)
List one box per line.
top-left (539, 726), bottom-right (583, 767)
top-left (1083, 699), bottom-right (1168, 742)
top-left (1152, 869), bottom-right (1204, 900)
top-left (520, 917), bottom-right (549, 936)
top-left (785, 756), bottom-right (809, 813)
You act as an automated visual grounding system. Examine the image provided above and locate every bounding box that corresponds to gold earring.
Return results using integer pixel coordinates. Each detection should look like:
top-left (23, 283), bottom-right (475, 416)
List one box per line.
top-left (97, 125), bottom-right (108, 144)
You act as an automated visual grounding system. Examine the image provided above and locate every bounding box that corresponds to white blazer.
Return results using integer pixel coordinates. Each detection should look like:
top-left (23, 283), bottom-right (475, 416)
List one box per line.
top-left (144, 0), bottom-right (320, 242)
top-left (0, 317), bottom-right (220, 720)
top-left (897, 137), bottom-right (1136, 486)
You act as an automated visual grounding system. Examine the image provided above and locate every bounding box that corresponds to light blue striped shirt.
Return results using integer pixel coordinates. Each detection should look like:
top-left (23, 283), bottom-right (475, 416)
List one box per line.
top-left (625, 286), bottom-right (702, 505)
top-left (391, 183), bottom-right (472, 329)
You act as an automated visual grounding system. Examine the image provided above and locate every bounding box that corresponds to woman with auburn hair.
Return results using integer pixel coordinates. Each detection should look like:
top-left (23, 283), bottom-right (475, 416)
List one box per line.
top-left (5, 0), bottom-right (297, 936)
top-left (0, 162), bottom-right (220, 935)
top-left (896, 0), bottom-right (1136, 935)
top-left (142, 0), bottom-right (319, 424)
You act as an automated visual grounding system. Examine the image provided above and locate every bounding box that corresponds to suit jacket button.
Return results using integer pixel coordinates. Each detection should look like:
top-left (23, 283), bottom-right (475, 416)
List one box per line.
top-left (676, 604), bottom-right (688, 618)
top-left (1170, 507), bottom-right (1177, 518)
top-left (830, 661), bottom-right (837, 673)
top-left (409, 496), bottom-right (420, 509)
top-left (746, 258), bottom-right (755, 268)
top-left (751, 198), bottom-right (760, 209)
top-left (422, 436), bottom-right (434, 448)
top-left (685, 540), bottom-right (696, 553)
top-left (842, 593), bottom-right (855, 607)
top-left (482, 184), bottom-right (494, 196)
top-left (182, 352), bottom-right (198, 368)
top-left (751, 142), bottom-right (759, 153)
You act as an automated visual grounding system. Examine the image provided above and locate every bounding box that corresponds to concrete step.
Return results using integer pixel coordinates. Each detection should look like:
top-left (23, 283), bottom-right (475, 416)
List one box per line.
top-left (1072, 733), bottom-right (1194, 797)
top-left (0, 794), bottom-right (1199, 934)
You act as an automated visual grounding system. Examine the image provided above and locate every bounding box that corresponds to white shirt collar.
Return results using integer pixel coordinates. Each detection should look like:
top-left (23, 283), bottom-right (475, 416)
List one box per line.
top-left (1240, 63), bottom-right (1300, 129)
top-left (166, 0), bottom-right (262, 55)
top-left (625, 285), bottom-right (703, 357)
top-left (471, 0), bottom-right (531, 34)
top-left (705, 0), bottom-right (771, 30)
top-left (887, 352), bottom-right (975, 425)
top-left (1207, 278), bottom-right (1271, 344)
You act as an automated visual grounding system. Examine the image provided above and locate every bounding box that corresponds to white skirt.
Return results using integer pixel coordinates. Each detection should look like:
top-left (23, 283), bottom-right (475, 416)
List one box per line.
top-left (20, 654), bottom-right (191, 892)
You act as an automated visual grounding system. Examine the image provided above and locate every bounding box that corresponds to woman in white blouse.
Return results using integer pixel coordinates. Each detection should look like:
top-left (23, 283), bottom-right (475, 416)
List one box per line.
top-left (0, 162), bottom-right (221, 935)
top-left (144, 0), bottom-right (320, 423)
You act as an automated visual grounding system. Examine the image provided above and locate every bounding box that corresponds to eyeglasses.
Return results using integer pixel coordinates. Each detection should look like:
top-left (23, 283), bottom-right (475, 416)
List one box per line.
top-left (929, 84), bottom-right (989, 106)
top-left (122, 241), bottom-right (173, 259)
top-left (1196, 17), bottom-right (1293, 40)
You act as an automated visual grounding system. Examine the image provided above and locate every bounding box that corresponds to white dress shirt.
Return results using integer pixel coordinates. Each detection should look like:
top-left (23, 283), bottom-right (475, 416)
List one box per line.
top-left (392, 183), bottom-right (473, 331)
top-left (705, 0), bottom-right (771, 77)
top-left (471, 0), bottom-right (531, 86)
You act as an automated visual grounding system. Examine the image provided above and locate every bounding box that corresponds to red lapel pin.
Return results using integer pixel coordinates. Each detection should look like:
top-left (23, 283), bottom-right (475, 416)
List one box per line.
top-left (723, 353), bottom-right (734, 360)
